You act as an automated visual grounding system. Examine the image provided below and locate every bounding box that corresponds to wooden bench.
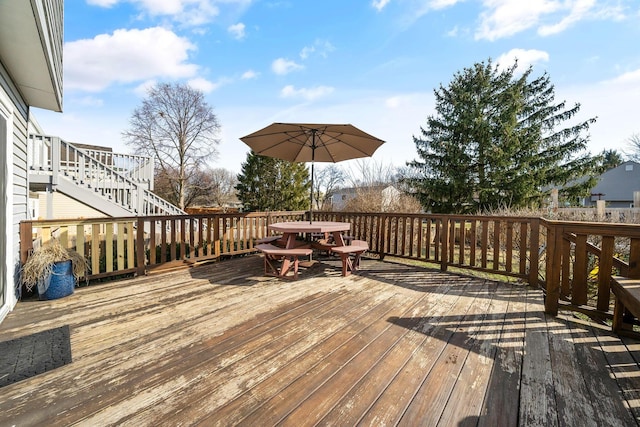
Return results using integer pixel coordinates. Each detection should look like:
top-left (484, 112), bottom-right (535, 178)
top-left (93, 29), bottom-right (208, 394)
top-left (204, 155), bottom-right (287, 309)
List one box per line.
top-left (255, 243), bottom-right (313, 280)
top-left (311, 235), bottom-right (355, 255)
top-left (255, 235), bottom-right (283, 245)
top-left (611, 276), bottom-right (640, 336)
top-left (330, 240), bottom-right (369, 277)
top-left (312, 238), bottom-right (336, 254)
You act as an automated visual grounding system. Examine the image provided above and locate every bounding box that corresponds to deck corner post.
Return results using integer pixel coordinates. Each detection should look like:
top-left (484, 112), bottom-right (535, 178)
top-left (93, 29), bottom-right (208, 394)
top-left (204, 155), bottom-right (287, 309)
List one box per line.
top-left (19, 220), bottom-right (34, 265)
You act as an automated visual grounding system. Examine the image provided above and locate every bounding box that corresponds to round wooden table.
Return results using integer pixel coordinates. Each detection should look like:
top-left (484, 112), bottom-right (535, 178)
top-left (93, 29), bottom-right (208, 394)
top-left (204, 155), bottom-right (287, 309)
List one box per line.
top-left (267, 221), bottom-right (351, 249)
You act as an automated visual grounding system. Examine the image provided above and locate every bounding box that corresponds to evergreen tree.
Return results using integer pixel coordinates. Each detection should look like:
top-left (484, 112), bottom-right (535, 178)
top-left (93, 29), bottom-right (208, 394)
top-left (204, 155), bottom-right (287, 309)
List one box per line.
top-left (236, 152), bottom-right (310, 211)
top-left (406, 60), bottom-right (599, 213)
top-left (597, 149), bottom-right (623, 173)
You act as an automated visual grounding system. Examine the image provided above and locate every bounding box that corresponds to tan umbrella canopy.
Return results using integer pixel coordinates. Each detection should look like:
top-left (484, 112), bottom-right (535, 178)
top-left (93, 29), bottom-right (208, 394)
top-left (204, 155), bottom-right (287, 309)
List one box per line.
top-left (240, 123), bottom-right (385, 219)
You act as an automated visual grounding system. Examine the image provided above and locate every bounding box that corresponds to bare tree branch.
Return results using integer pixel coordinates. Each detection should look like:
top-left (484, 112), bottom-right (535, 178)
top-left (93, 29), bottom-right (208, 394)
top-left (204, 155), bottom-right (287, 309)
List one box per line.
top-left (122, 82), bottom-right (221, 210)
top-left (624, 133), bottom-right (640, 162)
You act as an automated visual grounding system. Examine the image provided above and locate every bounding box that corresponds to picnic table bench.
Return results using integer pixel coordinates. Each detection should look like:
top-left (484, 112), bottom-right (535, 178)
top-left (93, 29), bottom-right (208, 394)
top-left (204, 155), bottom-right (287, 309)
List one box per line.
top-left (611, 276), bottom-right (640, 337)
top-left (330, 240), bottom-right (369, 277)
top-left (255, 243), bottom-right (313, 280)
top-left (255, 235), bottom-right (283, 245)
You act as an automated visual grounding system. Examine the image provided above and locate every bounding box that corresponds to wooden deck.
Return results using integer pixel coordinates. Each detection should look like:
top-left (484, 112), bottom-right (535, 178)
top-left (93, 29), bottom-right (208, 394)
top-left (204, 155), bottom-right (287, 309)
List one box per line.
top-left (1, 255), bottom-right (639, 426)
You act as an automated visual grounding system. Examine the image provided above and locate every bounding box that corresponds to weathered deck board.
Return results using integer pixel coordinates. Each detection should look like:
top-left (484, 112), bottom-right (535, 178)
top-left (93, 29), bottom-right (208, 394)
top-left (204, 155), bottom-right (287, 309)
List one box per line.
top-left (0, 255), bottom-right (639, 426)
top-left (436, 283), bottom-right (513, 426)
top-left (519, 287), bottom-right (558, 427)
top-left (478, 283), bottom-right (526, 427)
top-left (561, 312), bottom-right (637, 427)
top-left (316, 274), bottom-right (468, 426)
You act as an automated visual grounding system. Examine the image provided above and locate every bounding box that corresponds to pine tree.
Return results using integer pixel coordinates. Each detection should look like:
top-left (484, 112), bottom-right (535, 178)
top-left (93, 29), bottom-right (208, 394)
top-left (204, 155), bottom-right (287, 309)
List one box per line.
top-left (235, 152), bottom-right (310, 211)
top-left (406, 60), bottom-right (599, 213)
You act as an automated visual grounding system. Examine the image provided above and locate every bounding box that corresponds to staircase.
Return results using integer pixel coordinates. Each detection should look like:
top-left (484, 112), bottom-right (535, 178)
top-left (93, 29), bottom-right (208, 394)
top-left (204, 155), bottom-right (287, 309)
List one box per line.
top-left (28, 134), bottom-right (185, 217)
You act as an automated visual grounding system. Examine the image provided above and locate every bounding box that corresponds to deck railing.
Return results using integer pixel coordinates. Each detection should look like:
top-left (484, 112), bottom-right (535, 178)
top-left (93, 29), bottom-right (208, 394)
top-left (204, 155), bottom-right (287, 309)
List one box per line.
top-left (80, 148), bottom-right (155, 189)
top-left (20, 211), bottom-right (640, 321)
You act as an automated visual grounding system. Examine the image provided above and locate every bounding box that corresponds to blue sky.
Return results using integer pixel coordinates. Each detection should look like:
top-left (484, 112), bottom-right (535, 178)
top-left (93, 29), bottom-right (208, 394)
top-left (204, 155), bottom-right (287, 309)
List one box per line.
top-left (34, 0), bottom-right (640, 174)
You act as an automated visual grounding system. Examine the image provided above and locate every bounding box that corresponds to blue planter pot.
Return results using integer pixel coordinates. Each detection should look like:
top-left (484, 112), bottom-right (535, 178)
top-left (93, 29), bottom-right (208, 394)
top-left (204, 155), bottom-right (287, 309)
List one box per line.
top-left (41, 260), bottom-right (75, 300)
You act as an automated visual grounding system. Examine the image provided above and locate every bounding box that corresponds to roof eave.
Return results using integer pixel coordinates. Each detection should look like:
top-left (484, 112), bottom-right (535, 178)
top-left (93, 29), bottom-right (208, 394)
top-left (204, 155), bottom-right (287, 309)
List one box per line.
top-left (0, 0), bottom-right (63, 112)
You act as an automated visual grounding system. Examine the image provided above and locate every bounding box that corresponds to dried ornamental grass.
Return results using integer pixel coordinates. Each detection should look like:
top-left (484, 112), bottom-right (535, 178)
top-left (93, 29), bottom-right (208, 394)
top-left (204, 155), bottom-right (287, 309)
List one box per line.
top-left (21, 239), bottom-right (89, 294)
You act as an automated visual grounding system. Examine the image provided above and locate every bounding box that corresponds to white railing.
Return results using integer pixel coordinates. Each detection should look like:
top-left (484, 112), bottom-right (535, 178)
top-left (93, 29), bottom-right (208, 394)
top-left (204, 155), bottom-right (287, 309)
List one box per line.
top-left (82, 149), bottom-right (154, 190)
top-left (28, 134), bottom-right (184, 216)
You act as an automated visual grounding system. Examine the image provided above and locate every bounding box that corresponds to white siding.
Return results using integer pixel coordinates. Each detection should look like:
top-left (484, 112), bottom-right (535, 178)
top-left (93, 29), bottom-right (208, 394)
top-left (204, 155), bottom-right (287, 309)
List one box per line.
top-left (0, 62), bottom-right (29, 321)
top-left (35, 191), bottom-right (107, 220)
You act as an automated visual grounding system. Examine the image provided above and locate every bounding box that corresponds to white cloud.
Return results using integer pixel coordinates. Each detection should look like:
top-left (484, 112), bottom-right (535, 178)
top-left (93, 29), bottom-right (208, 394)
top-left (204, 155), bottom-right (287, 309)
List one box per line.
top-left (475, 0), bottom-right (626, 41)
top-left (133, 80), bottom-right (158, 97)
top-left (430, 0), bottom-right (463, 10)
top-left (300, 39), bottom-right (335, 60)
top-left (372, 0), bottom-right (391, 12)
top-left (391, 0), bottom-right (465, 29)
top-left (79, 96), bottom-right (104, 107)
top-left (476, 0), bottom-right (558, 41)
top-left (64, 27), bottom-right (199, 92)
top-left (385, 96), bottom-right (402, 108)
top-left (384, 93), bottom-right (429, 112)
top-left (87, 0), bottom-right (119, 6)
top-left (228, 22), bottom-right (246, 40)
top-left (496, 48), bottom-right (550, 72)
top-left (188, 77), bottom-right (220, 93)
top-left (446, 25), bottom-right (459, 37)
top-left (604, 68), bottom-right (640, 85)
top-left (280, 85), bottom-right (334, 101)
top-left (271, 58), bottom-right (304, 75)
top-left (86, 0), bottom-right (250, 27)
top-left (538, 0), bottom-right (596, 36)
top-left (241, 70), bottom-right (259, 79)
top-left (300, 46), bottom-right (315, 60)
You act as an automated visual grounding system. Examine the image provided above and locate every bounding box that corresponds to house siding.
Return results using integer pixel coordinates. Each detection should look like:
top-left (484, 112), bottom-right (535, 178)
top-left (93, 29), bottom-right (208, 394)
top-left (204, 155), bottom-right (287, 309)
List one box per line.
top-left (35, 192), bottom-right (107, 220)
top-left (586, 161), bottom-right (640, 207)
top-left (0, 60), bottom-right (29, 320)
top-left (0, 0), bottom-right (63, 322)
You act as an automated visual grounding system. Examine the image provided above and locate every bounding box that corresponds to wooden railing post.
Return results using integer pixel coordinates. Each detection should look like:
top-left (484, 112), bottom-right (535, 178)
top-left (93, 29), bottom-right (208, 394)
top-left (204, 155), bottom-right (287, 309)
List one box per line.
top-left (440, 216), bottom-right (449, 272)
top-left (545, 223), bottom-right (561, 315)
top-left (136, 217), bottom-right (146, 276)
top-left (376, 214), bottom-right (385, 259)
top-left (19, 221), bottom-right (34, 265)
top-left (529, 219), bottom-right (540, 286)
top-left (629, 237), bottom-right (640, 279)
top-left (597, 236), bottom-right (615, 312)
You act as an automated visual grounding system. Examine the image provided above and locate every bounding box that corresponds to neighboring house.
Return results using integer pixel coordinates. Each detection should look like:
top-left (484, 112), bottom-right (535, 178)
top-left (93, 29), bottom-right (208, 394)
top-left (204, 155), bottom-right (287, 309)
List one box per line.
top-left (582, 161), bottom-right (640, 208)
top-left (0, 0), bottom-right (64, 322)
top-left (328, 185), bottom-right (401, 211)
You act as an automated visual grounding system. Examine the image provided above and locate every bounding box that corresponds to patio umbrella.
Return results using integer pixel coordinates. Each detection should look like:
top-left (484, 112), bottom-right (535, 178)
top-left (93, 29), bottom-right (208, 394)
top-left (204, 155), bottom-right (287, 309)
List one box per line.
top-left (240, 123), bottom-right (385, 221)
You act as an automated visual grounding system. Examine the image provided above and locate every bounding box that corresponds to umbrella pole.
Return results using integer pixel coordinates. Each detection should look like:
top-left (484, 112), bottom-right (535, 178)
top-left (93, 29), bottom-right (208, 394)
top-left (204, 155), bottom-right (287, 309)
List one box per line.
top-left (309, 130), bottom-right (316, 224)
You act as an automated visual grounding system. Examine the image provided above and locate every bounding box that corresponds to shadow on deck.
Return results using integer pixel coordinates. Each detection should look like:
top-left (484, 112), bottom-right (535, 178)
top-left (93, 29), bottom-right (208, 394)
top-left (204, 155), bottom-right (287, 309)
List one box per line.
top-left (0, 255), bottom-right (639, 426)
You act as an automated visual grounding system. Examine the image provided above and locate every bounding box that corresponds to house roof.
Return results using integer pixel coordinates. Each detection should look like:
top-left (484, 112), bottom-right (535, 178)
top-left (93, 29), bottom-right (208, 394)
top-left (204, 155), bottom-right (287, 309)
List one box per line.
top-left (0, 1), bottom-right (63, 112)
top-left (590, 161), bottom-right (640, 202)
